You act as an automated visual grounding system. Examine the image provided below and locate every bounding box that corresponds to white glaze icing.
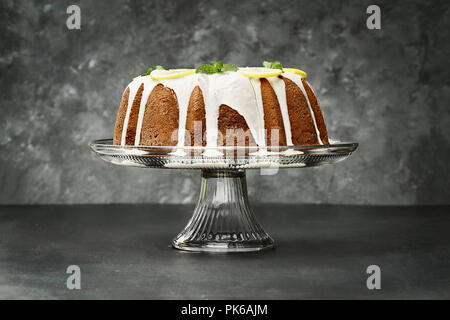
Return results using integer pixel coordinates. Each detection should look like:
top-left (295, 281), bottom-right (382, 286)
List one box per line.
top-left (120, 70), bottom-right (323, 149)
top-left (198, 72), bottom-right (266, 148)
top-left (120, 79), bottom-right (143, 145)
top-left (282, 72), bottom-right (323, 145)
top-left (160, 74), bottom-right (199, 148)
top-left (134, 76), bottom-right (158, 145)
top-left (248, 78), bottom-right (266, 146)
top-left (266, 77), bottom-right (293, 146)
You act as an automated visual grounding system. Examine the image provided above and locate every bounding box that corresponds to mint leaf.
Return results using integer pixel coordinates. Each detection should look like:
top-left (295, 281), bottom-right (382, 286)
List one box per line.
top-left (271, 62), bottom-right (283, 70)
top-left (263, 61), bottom-right (283, 70)
top-left (222, 64), bottom-right (238, 72)
top-left (196, 61), bottom-right (238, 74)
top-left (212, 61), bottom-right (224, 72)
top-left (140, 68), bottom-right (152, 76)
top-left (196, 64), bottom-right (217, 74)
top-left (139, 65), bottom-right (165, 77)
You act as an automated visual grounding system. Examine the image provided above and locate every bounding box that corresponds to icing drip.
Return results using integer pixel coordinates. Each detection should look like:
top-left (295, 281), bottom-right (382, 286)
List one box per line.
top-left (134, 77), bottom-right (158, 145)
top-left (160, 75), bottom-right (199, 148)
top-left (266, 77), bottom-right (293, 146)
top-left (199, 72), bottom-right (266, 148)
top-left (282, 72), bottom-right (323, 145)
top-left (248, 78), bottom-right (266, 146)
top-left (196, 74), bottom-right (217, 149)
top-left (121, 79), bottom-right (143, 145)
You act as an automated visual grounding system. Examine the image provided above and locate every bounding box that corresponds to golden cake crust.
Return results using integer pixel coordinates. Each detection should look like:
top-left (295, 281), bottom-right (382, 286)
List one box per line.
top-left (302, 79), bottom-right (329, 145)
top-left (281, 76), bottom-right (319, 145)
top-left (139, 84), bottom-right (179, 146)
top-left (113, 87), bottom-right (130, 145)
top-left (185, 86), bottom-right (206, 147)
top-left (217, 104), bottom-right (256, 147)
top-left (123, 83), bottom-right (144, 145)
top-left (260, 78), bottom-right (287, 146)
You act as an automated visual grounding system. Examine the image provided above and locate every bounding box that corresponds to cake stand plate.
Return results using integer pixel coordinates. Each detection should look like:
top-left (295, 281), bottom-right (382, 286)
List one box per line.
top-left (89, 139), bottom-right (358, 253)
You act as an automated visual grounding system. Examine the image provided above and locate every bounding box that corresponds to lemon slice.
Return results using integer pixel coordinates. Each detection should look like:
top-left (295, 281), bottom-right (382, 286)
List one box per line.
top-left (168, 68), bottom-right (196, 71)
top-left (150, 69), bottom-right (195, 80)
top-left (283, 68), bottom-right (307, 78)
top-left (238, 67), bottom-right (282, 78)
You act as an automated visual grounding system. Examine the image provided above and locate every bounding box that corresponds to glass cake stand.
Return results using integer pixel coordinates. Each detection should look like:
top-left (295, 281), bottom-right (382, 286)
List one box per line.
top-left (89, 139), bottom-right (358, 253)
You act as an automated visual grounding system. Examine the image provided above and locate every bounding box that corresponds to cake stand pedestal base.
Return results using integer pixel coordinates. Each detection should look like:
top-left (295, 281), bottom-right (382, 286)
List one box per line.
top-left (172, 169), bottom-right (274, 252)
top-left (90, 139), bottom-right (358, 253)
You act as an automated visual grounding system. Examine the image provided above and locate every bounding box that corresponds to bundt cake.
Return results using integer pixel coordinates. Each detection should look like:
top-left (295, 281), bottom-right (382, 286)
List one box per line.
top-left (113, 62), bottom-right (329, 150)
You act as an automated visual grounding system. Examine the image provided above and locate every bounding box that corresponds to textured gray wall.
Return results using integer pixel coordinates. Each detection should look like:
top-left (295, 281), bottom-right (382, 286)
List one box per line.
top-left (1, 0), bottom-right (449, 205)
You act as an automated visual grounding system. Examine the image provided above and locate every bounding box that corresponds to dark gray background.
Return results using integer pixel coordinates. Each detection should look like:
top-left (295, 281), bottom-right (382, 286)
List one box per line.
top-left (1, 0), bottom-right (449, 205)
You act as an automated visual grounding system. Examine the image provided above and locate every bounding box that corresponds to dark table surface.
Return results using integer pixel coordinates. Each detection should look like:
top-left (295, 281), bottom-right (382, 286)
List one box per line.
top-left (0, 204), bottom-right (449, 299)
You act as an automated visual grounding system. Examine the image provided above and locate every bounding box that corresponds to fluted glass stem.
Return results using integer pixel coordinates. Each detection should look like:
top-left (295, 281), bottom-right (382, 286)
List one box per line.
top-left (172, 169), bottom-right (274, 252)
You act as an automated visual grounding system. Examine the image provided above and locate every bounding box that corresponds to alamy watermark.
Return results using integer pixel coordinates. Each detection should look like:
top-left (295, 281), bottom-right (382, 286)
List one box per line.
top-left (66, 265), bottom-right (81, 290)
top-left (65, 4), bottom-right (381, 31)
top-left (366, 5), bottom-right (381, 30)
top-left (66, 5), bottom-right (81, 30)
top-left (366, 265), bottom-right (381, 290)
